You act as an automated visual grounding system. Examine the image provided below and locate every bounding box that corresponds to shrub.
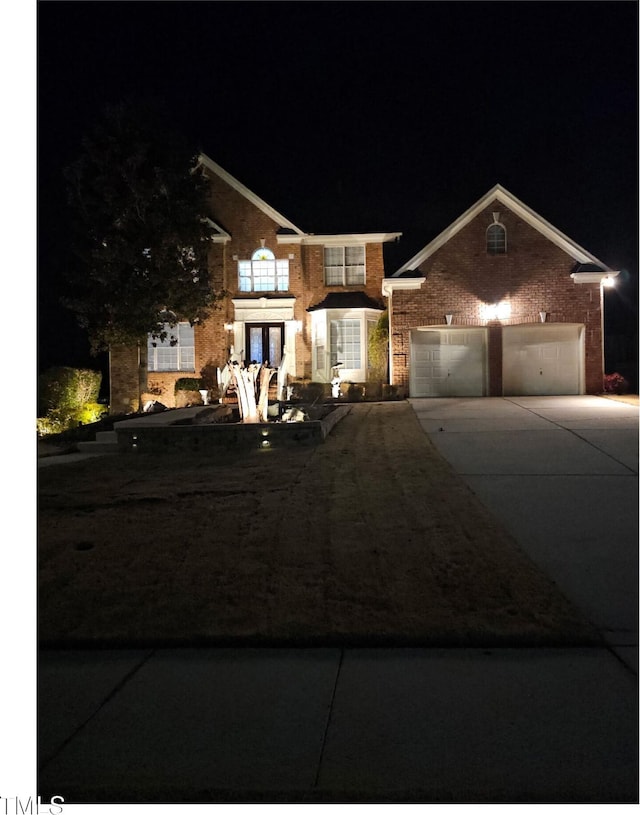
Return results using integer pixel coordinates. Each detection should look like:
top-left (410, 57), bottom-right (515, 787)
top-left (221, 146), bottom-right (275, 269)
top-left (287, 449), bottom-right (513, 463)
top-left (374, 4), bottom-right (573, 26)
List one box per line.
top-left (368, 310), bottom-right (389, 382)
top-left (603, 372), bottom-right (630, 395)
top-left (75, 402), bottom-right (109, 425)
top-left (38, 367), bottom-right (102, 416)
top-left (289, 381), bottom-right (328, 402)
top-left (174, 377), bottom-right (204, 393)
top-left (346, 383), bottom-right (364, 401)
top-left (37, 409), bottom-right (74, 436)
top-left (36, 403), bottom-right (108, 436)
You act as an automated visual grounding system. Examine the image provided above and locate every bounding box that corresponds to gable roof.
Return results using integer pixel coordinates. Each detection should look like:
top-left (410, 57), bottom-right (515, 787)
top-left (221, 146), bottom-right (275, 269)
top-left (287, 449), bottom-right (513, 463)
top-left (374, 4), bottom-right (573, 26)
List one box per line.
top-left (393, 184), bottom-right (614, 275)
top-left (198, 153), bottom-right (306, 236)
top-left (198, 154), bottom-right (402, 247)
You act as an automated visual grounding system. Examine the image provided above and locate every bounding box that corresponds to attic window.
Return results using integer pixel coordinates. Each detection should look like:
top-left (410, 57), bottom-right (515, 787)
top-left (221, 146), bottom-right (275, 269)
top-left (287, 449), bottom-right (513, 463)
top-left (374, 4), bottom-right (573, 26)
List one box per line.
top-left (487, 223), bottom-right (506, 255)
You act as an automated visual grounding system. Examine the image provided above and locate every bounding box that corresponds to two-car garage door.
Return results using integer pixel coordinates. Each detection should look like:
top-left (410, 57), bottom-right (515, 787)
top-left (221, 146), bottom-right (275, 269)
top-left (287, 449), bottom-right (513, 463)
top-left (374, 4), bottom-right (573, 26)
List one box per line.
top-left (409, 324), bottom-right (583, 397)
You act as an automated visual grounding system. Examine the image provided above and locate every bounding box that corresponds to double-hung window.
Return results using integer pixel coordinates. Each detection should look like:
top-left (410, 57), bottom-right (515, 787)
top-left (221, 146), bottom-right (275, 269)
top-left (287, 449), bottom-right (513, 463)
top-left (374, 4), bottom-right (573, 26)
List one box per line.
top-left (238, 247), bottom-right (289, 292)
top-left (324, 246), bottom-right (365, 285)
top-left (147, 322), bottom-right (195, 371)
top-left (330, 318), bottom-right (361, 369)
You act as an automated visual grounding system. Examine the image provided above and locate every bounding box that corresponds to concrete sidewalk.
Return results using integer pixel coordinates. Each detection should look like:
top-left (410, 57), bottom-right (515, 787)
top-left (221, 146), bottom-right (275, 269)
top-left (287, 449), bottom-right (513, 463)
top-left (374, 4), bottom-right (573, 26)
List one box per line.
top-left (38, 396), bottom-right (639, 803)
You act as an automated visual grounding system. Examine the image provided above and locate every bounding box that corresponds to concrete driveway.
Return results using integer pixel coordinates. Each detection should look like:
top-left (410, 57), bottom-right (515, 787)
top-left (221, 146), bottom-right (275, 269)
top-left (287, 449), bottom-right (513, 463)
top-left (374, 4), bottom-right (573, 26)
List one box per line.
top-left (409, 395), bottom-right (639, 661)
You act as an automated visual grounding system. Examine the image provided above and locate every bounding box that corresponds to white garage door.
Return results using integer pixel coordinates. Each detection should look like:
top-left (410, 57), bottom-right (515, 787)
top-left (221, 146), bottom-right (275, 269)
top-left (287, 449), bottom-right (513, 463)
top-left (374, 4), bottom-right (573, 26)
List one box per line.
top-left (503, 324), bottom-right (583, 396)
top-left (410, 328), bottom-right (487, 397)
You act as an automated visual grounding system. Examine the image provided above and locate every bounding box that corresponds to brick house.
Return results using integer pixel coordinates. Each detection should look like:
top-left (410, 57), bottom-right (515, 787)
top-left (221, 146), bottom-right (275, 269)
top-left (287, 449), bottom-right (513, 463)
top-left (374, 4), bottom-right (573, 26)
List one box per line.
top-left (383, 185), bottom-right (618, 397)
top-left (109, 155), bottom-right (401, 412)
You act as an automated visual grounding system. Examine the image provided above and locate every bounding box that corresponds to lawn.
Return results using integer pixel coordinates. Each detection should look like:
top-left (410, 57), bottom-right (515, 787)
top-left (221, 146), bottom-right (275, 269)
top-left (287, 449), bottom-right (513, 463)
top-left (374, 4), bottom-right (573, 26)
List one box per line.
top-left (38, 402), bottom-right (597, 647)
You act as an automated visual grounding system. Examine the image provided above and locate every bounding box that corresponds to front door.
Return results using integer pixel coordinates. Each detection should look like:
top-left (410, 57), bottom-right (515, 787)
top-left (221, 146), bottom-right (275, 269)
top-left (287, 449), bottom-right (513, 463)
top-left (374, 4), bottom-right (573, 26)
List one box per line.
top-left (246, 323), bottom-right (284, 367)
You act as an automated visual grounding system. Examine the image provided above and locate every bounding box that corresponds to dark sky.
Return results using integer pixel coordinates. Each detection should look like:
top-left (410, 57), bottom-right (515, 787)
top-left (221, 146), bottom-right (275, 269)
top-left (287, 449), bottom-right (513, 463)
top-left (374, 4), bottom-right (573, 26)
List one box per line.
top-left (37, 0), bottom-right (638, 371)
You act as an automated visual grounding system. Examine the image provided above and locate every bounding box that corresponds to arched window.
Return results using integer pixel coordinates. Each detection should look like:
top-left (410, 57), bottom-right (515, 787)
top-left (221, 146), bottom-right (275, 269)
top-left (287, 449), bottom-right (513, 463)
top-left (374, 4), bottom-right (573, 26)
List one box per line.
top-left (251, 247), bottom-right (276, 261)
top-left (487, 223), bottom-right (507, 254)
top-left (238, 246), bottom-right (289, 292)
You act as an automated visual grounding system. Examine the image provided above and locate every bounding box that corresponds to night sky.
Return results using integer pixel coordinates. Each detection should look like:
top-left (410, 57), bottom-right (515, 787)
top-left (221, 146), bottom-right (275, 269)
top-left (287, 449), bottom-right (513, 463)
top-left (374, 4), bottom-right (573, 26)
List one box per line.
top-left (37, 1), bottom-right (638, 378)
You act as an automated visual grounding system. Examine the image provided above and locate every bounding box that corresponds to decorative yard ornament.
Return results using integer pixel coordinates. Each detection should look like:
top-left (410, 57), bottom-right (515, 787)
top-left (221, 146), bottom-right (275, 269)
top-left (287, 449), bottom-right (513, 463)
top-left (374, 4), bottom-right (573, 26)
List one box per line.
top-left (331, 362), bottom-right (344, 399)
top-left (230, 361), bottom-right (276, 422)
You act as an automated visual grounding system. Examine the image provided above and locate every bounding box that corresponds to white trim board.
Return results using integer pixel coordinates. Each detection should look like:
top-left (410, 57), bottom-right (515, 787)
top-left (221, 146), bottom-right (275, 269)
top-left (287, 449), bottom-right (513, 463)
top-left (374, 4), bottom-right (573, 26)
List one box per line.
top-left (393, 184), bottom-right (615, 275)
top-left (198, 153), bottom-right (306, 236)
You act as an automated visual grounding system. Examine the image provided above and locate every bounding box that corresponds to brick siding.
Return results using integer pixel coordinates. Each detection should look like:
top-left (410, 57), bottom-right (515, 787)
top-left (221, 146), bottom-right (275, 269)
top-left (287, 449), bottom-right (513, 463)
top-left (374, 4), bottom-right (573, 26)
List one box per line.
top-left (390, 203), bottom-right (604, 395)
top-left (109, 166), bottom-right (391, 412)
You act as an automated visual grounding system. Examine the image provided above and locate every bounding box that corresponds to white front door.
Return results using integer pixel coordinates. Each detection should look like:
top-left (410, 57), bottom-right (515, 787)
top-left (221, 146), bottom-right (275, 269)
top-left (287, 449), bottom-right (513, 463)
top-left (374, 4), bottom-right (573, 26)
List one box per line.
top-left (410, 328), bottom-right (487, 397)
top-left (502, 324), bottom-right (583, 395)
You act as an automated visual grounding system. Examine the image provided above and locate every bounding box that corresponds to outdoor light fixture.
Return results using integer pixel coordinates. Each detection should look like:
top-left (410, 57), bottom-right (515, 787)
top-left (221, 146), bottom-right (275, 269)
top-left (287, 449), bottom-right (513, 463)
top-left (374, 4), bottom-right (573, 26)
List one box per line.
top-left (224, 322), bottom-right (234, 331)
top-left (480, 301), bottom-right (511, 321)
top-left (445, 314), bottom-right (453, 325)
top-left (602, 275), bottom-right (616, 288)
top-left (539, 311), bottom-right (547, 323)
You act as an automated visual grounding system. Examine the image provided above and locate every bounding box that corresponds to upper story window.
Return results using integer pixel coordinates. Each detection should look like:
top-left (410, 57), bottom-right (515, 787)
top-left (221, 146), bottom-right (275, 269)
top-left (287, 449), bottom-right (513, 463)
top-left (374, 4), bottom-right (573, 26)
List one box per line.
top-left (238, 247), bottom-right (289, 292)
top-left (487, 222), bottom-right (507, 255)
top-left (147, 322), bottom-right (195, 372)
top-left (324, 246), bottom-right (365, 285)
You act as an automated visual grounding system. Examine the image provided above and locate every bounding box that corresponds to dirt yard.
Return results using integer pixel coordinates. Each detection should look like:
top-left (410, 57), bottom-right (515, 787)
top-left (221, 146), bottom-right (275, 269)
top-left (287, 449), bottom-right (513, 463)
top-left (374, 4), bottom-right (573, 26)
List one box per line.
top-left (38, 402), bottom-right (597, 647)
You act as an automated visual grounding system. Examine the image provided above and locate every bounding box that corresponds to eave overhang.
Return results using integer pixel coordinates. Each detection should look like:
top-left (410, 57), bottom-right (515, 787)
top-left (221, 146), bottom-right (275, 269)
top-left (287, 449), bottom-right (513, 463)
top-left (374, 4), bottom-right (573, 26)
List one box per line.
top-left (382, 277), bottom-right (426, 297)
top-left (297, 232), bottom-right (402, 246)
top-left (571, 270), bottom-right (620, 284)
top-left (203, 217), bottom-right (231, 244)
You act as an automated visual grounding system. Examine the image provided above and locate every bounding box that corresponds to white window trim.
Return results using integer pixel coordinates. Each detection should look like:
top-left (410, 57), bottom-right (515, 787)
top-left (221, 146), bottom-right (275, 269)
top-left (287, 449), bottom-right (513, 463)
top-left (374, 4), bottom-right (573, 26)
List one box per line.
top-left (486, 223), bottom-right (507, 254)
top-left (311, 307), bottom-right (381, 382)
top-left (147, 322), bottom-right (195, 372)
top-left (238, 252), bottom-right (290, 293)
top-left (323, 245), bottom-right (366, 286)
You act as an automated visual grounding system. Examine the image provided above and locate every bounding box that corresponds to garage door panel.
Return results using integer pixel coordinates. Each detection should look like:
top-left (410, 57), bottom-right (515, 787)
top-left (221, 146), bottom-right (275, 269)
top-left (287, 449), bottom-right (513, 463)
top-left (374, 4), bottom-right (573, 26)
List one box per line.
top-left (410, 329), bottom-right (487, 397)
top-left (503, 325), bottom-right (582, 396)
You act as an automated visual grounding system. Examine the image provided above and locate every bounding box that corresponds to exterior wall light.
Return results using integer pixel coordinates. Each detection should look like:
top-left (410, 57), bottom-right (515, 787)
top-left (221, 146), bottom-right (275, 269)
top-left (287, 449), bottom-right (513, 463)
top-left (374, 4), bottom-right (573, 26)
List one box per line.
top-left (224, 322), bottom-right (234, 331)
top-left (481, 301), bottom-right (511, 321)
top-left (602, 276), bottom-right (616, 288)
top-left (445, 314), bottom-right (453, 325)
top-left (539, 311), bottom-right (547, 323)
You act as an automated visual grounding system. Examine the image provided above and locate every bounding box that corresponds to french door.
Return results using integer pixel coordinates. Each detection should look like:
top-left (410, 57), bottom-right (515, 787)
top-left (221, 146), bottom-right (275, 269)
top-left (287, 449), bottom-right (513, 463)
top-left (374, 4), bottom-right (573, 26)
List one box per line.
top-left (246, 323), bottom-right (284, 367)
